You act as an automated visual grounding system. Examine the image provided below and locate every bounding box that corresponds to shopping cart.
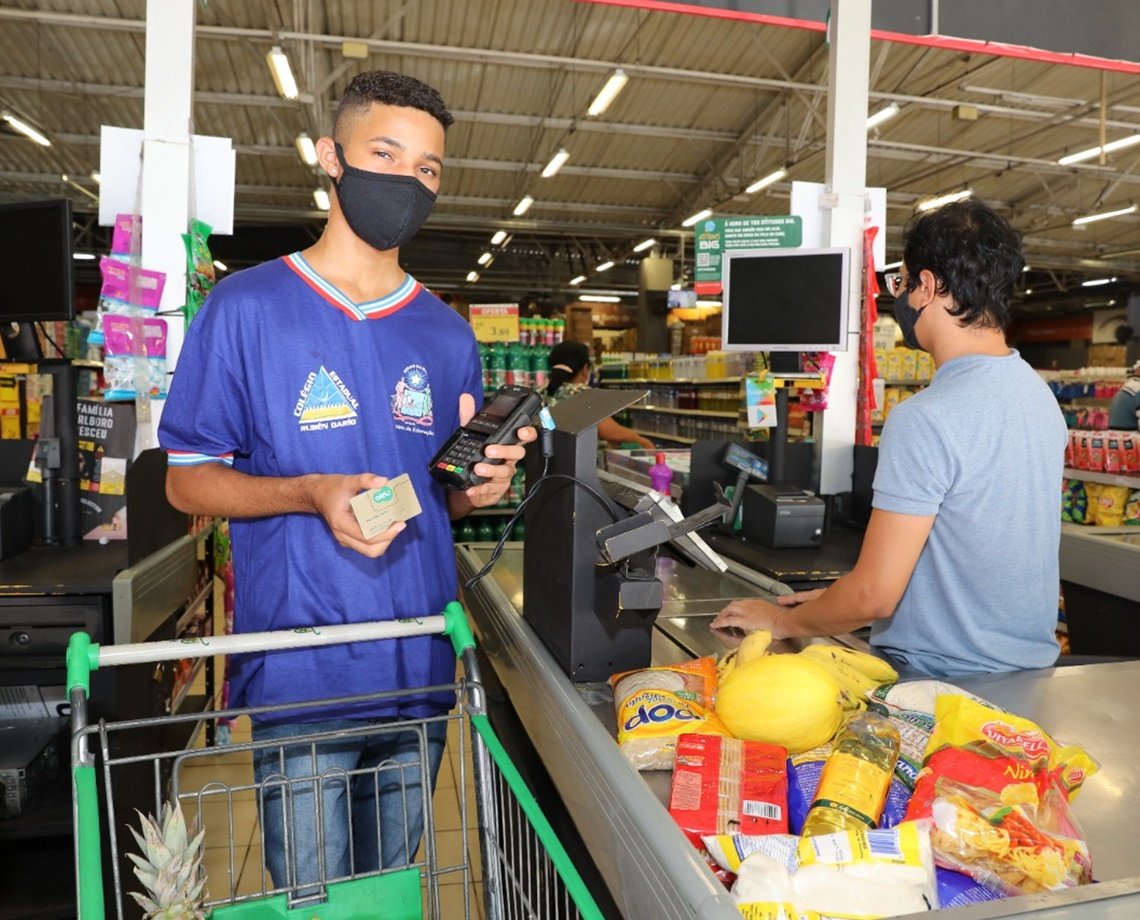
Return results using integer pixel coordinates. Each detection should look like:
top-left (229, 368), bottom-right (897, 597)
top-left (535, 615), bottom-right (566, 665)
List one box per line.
top-left (68, 601), bottom-right (604, 920)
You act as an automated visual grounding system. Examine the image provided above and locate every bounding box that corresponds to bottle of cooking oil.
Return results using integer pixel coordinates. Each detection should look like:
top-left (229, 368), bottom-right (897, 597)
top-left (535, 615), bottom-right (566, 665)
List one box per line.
top-left (801, 712), bottom-right (900, 837)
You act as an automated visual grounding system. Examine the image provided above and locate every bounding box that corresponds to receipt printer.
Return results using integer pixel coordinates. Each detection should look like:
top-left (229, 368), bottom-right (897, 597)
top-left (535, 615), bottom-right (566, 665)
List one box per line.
top-left (741, 483), bottom-right (825, 549)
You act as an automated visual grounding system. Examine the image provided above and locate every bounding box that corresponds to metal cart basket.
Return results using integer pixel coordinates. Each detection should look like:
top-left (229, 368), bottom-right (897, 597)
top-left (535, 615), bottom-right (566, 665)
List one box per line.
top-left (68, 601), bottom-right (603, 920)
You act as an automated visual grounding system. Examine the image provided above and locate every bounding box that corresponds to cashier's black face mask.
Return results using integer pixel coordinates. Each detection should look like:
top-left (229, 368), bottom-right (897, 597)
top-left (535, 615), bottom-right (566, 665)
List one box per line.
top-left (332, 142), bottom-right (437, 252)
top-left (895, 295), bottom-right (925, 351)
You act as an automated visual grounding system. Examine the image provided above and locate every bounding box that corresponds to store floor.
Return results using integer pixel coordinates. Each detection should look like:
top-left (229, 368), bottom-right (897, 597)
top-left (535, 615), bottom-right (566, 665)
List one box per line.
top-left (184, 711), bottom-right (484, 919)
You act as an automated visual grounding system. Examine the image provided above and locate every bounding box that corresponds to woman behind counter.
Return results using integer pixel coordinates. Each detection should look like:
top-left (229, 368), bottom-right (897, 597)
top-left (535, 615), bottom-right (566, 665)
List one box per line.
top-left (544, 341), bottom-right (656, 450)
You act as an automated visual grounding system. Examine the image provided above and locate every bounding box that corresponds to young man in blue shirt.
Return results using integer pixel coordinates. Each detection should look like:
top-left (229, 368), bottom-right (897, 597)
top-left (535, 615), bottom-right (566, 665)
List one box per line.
top-left (713, 198), bottom-right (1067, 677)
top-left (160, 71), bottom-right (534, 890)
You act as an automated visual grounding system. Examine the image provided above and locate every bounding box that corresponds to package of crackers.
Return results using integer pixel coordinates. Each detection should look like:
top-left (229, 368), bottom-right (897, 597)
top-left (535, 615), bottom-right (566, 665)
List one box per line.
top-left (668, 733), bottom-right (789, 848)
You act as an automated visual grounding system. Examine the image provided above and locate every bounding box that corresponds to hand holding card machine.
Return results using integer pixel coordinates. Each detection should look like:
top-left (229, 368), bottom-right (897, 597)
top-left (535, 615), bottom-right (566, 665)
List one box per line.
top-left (429, 384), bottom-right (542, 490)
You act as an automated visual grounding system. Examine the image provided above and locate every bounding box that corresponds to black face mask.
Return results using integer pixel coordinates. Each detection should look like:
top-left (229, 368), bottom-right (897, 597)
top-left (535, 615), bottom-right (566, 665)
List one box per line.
top-left (895, 296), bottom-right (925, 351)
top-left (333, 143), bottom-right (437, 251)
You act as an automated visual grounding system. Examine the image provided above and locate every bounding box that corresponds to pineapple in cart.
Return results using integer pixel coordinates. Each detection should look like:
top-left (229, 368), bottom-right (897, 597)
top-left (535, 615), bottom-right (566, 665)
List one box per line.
top-left (127, 802), bottom-right (206, 919)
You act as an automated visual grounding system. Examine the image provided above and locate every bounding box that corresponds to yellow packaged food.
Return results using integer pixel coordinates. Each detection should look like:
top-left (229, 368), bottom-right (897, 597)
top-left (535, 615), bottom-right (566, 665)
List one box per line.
top-left (610, 657), bottom-right (728, 770)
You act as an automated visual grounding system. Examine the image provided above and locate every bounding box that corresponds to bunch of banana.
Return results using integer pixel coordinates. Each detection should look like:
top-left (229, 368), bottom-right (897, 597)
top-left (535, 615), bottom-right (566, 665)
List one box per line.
top-left (797, 644), bottom-right (898, 711)
top-left (716, 629), bottom-right (773, 682)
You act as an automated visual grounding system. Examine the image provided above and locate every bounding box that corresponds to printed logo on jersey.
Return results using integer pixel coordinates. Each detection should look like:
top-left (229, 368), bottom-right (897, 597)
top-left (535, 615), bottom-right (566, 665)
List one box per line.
top-left (391, 364), bottom-right (434, 435)
top-left (295, 366), bottom-right (360, 432)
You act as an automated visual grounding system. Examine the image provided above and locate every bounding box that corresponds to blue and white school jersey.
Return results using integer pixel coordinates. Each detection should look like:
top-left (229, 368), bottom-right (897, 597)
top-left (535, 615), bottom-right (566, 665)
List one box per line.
top-left (159, 253), bottom-right (482, 721)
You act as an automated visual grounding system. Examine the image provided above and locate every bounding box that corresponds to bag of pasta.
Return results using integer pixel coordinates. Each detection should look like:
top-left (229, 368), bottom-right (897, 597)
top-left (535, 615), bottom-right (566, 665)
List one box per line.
top-left (929, 777), bottom-right (1092, 895)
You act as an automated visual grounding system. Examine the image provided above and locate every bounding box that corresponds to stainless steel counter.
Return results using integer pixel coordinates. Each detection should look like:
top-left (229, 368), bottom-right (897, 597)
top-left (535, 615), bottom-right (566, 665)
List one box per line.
top-left (1059, 523), bottom-right (1140, 603)
top-left (457, 544), bottom-right (1140, 920)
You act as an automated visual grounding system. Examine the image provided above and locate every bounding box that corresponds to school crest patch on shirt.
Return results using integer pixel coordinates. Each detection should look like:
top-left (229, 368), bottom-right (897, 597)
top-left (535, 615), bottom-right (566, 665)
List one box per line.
top-left (295, 366), bottom-right (360, 431)
top-left (391, 364), bottom-right (434, 434)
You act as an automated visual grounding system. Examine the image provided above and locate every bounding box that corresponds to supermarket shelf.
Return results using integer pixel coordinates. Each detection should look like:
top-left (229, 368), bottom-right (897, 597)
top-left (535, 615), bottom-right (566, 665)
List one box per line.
top-left (879, 378), bottom-right (930, 386)
top-left (1057, 398), bottom-right (1113, 407)
top-left (626, 404), bottom-right (740, 419)
top-left (468, 506), bottom-right (519, 517)
top-left (600, 376), bottom-right (742, 386)
top-left (1063, 468), bottom-right (1140, 488)
top-left (633, 429), bottom-right (697, 445)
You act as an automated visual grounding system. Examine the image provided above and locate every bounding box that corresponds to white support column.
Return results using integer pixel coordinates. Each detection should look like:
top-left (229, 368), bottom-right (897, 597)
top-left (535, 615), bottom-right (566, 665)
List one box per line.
top-left (140, 0), bottom-right (195, 444)
top-left (819, 0), bottom-right (872, 496)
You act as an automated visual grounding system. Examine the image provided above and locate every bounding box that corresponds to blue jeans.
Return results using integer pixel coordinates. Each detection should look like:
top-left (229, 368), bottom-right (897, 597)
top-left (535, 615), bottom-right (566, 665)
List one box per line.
top-left (251, 717), bottom-right (448, 891)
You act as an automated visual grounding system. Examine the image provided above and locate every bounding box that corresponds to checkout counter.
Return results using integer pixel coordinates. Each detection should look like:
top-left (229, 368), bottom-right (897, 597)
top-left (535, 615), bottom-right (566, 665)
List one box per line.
top-left (454, 393), bottom-right (1140, 919)
top-left (457, 543), bottom-right (1140, 920)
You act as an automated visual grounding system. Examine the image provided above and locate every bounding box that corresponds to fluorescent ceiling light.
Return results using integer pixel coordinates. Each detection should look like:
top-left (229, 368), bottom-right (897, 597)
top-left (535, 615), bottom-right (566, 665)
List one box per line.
top-left (633, 238), bottom-right (657, 253)
top-left (466, 271), bottom-right (479, 283)
top-left (1058, 134), bottom-right (1140, 166)
top-left (882, 260), bottom-right (902, 270)
top-left (960, 84), bottom-right (1083, 109)
top-left (491, 230), bottom-right (508, 245)
top-left (695, 300), bottom-right (722, 308)
top-left (1081, 276), bottom-right (1117, 287)
top-left (477, 252), bottom-right (493, 266)
top-left (569, 275), bottom-right (587, 286)
top-left (90, 171), bottom-right (101, 184)
top-left (541, 148), bottom-right (571, 178)
top-left (294, 133), bottom-right (317, 166)
top-left (2, 112), bottom-right (51, 146)
top-left (745, 168), bottom-right (787, 195)
top-left (682, 208), bottom-right (713, 227)
top-left (580, 294), bottom-right (622, 303)
top-left (213, 260), bottom-right (228, 272)
top-left (1023, 265), bottom-right (1030, 272)
top-left (313, 188), bottom-right (330, 210)
top-left (916, 189), bottom-right (972, 212)
top-left (266, 45), bottom-right (299, 100)
top-left (669, 283), bottom-right (682, 291)
top-left (587, 69), bottom-right (628, 117)
top-left (1025, 288), bottom-right (1033, 295)
top-left (72, 252), bottom-right (96, 261)
top-left (1072, 203), bottom-right (1137, 226)
top-left (866, 103), bottom-right (900, 130)
top-left (512, 195), bottom-right (534, 217)
top-left (596, 260), bottom-right (615, 272)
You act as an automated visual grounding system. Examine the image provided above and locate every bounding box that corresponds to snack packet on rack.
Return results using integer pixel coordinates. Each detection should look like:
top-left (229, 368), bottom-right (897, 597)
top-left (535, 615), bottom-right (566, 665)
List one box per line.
top-left (929, 778), bottom-right (1092, 895)
top-left (610, 657), bottom-right (728, 770)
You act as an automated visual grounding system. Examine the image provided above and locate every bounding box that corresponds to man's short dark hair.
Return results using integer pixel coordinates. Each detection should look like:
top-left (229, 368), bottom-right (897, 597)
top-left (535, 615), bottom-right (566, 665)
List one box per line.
top-left (333, 71), bottom-right (454, 139)
top-left (902, 197), bottom-right (1024, 330)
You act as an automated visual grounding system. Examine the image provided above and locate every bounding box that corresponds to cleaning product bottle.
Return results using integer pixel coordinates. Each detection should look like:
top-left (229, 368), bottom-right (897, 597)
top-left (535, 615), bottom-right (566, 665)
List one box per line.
top-left (800, 712), bottom-right (901, 837)
top-left (648, 452), bottom-right (674, 495)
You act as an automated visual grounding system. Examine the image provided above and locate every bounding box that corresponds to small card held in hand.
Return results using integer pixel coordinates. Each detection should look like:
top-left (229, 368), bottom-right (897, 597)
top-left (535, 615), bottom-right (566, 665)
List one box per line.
top-left (350, 473), bottom-right (423, 539)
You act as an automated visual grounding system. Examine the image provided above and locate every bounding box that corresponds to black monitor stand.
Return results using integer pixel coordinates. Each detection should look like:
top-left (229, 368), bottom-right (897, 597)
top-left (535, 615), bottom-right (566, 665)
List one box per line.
top-left (0, 322), bottom-right (44, 361)
top-left (32, 360), bottom-right (81, 546)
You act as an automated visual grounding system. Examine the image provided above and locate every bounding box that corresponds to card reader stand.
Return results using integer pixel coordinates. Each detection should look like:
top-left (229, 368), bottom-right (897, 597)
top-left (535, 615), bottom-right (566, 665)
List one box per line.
top-left (523, 387), bottom-right (661, 682)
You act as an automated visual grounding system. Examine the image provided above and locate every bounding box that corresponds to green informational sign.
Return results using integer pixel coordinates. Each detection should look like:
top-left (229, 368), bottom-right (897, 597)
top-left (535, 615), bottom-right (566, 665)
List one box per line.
top-left (693, 215), bottom-right (803, 289)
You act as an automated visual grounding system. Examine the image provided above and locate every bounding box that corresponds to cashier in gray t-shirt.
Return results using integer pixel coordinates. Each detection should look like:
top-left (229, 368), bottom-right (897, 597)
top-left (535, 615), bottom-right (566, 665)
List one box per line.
top-left (1107, 361), bottom-right (1140, 430)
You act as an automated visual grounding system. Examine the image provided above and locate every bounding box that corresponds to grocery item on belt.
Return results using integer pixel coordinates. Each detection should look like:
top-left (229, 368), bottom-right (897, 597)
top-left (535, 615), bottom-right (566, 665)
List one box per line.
top-left (904, 694), bottom-right (1098, 824)
top-left (669, 733), bottom-right (788, 848)
top-left (934, 867), bottom-right (1005, 907)
top-left (707, 820), bottom-right (938, 917)
top-left (610, 657), bottom-right (728, 771)
top-left (929, 778), bottom-right (1092, 895)
top-left (715, 654), bottom-right (844, 755)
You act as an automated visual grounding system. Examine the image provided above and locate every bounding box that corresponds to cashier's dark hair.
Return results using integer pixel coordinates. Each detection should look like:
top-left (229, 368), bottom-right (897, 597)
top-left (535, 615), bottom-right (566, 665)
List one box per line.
top-left (901, 197), bottom-right (1024, 331)
top-left (546, 341), bottom-right (591, 398)
top-left (334, 71), bottom-right (454, 138)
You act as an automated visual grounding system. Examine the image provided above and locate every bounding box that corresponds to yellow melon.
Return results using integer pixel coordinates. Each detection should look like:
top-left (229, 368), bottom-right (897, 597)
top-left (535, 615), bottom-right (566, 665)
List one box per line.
top-left (716, 654), bottom-right (844, 753)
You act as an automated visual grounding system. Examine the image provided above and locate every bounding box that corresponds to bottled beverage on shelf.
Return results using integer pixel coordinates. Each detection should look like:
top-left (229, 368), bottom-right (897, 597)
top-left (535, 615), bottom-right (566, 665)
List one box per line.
top-left (458, 520), bottom-right (477, 542)
top-left (649, 452), bottom-right (674, 493)
top-left (475, 519), bottom-right (495, 542)
top-left (800, 712), bottom-right (901, 838)
top-left (553, 317), bottom-right (565, 344)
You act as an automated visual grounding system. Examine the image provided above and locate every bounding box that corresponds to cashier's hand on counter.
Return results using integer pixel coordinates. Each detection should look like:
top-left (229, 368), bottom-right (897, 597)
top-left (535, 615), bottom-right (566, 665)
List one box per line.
top-left (449, 393), bottom-right (537, 518)
top-left (711, 589), bottom-right (826, 639)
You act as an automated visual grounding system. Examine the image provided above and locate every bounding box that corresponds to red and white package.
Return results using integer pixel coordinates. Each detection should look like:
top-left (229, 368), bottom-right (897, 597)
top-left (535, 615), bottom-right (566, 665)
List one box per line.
top-left (1120, 432), bottom-right (1139, 474)
top-left (668, 733), bottom-right (789, 849)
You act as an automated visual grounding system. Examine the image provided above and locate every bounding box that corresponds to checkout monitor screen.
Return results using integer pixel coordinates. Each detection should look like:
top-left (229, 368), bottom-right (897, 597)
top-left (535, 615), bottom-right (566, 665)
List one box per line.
top-left (721, 247), bottom-right (850, 352)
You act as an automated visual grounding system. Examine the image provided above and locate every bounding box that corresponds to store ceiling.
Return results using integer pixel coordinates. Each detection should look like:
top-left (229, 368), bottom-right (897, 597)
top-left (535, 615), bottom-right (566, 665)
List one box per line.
top-left (1, 0), bottom-right (1140, 319)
